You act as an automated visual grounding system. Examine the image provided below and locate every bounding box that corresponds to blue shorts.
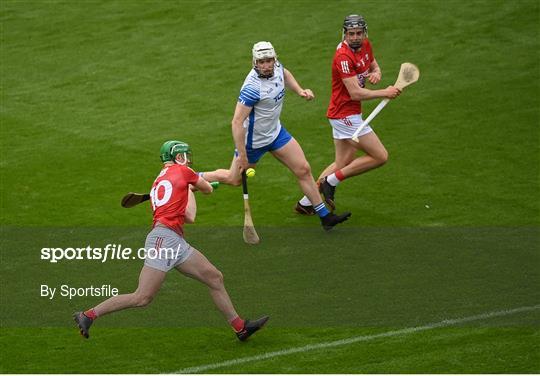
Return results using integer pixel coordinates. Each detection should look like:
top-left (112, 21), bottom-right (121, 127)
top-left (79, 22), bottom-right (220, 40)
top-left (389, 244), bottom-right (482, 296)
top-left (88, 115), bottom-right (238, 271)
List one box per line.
top-left (239, 126), bottom-right (293, 164)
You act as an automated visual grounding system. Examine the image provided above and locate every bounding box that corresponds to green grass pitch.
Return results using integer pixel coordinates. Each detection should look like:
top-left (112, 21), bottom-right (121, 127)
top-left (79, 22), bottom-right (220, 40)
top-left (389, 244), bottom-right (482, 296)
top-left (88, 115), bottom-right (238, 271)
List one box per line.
top-left (1, 0), bottom-right (539, 373)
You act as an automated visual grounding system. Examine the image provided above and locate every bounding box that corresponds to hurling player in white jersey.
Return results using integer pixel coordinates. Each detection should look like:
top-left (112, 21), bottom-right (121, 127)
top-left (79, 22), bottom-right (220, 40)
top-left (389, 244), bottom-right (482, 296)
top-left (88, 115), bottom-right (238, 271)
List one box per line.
top-left (203, 41), bottom-right (351, 230)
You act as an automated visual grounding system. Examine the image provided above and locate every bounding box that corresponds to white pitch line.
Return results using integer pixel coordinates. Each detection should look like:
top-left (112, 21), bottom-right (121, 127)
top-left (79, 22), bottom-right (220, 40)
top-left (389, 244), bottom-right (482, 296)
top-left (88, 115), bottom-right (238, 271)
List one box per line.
top-left (175, 304), bottom-right (540, 374)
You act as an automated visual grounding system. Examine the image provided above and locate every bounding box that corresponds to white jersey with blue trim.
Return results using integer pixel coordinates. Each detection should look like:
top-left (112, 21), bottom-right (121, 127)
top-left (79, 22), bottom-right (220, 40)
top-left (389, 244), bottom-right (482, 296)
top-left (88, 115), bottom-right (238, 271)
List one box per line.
top-left (237, 61), bottom-right (286, 149)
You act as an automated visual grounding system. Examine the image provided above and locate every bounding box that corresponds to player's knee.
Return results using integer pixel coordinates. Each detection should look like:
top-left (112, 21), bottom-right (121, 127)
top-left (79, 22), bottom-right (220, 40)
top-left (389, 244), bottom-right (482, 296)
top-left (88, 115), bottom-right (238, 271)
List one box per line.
top-left (224, 172), bottom-right (241, 186)
top-left (211, 269), bottom-right (224, 288)
top-left (133, 293), bottom-right (153, 307)
top-left (375, 150), bottom-right (389, 166)
top-left (228, 177), bottom-right (242, 186)
top-left (295, 162), bottom-right (312, 179)
top-left (204, 268), bottom-right (224, 289)
top-left (368, 149), bottom-right (388, 167)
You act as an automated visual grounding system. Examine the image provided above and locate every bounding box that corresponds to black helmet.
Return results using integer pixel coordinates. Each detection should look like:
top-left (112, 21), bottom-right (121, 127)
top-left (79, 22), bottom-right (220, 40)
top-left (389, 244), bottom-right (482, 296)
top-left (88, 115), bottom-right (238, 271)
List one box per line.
top-left (343, 14), bottom-right (367, 33)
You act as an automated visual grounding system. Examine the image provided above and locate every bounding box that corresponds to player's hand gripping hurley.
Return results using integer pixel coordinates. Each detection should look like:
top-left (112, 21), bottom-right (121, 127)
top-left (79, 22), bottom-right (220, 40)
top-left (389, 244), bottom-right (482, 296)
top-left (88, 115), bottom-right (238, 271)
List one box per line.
top-left (351, 62), bottom-right (420, 142)
top-left (241, 170), bottom-right (260, 245)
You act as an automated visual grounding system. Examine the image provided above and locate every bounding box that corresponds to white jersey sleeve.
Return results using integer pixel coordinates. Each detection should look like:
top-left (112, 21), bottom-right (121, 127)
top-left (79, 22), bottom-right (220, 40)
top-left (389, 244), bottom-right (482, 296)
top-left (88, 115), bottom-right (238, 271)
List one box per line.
top-left (238, 78), bottom-right (260, 107)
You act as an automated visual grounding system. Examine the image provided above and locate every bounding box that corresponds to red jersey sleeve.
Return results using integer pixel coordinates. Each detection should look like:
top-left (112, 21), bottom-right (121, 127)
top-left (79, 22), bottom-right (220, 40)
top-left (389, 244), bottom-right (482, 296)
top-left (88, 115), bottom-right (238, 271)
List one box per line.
top-left (335, 53), bottom-right (357, 79)
top-left (183, 166), bottom-right (200, 186)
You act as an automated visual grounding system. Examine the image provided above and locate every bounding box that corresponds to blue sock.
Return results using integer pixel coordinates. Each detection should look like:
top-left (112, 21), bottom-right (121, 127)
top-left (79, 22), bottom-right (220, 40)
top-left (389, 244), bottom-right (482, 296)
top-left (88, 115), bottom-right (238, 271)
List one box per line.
top-left (314, 202), bottom-right (329, 218)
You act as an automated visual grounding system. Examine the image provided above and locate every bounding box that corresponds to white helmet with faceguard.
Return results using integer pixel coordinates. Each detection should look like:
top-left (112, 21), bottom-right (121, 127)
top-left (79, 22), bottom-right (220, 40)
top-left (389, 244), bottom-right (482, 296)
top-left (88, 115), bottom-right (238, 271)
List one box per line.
top-left (252, 41), bottom-right (277, 78)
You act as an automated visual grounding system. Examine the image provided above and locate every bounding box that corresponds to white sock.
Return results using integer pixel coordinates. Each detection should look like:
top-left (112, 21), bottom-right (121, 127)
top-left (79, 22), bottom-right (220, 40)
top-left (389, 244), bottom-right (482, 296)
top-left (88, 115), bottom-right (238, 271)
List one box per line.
top-left (299, 196), bottom-right (312, 206)
top-left (326, 173), bottom-right (340, 186)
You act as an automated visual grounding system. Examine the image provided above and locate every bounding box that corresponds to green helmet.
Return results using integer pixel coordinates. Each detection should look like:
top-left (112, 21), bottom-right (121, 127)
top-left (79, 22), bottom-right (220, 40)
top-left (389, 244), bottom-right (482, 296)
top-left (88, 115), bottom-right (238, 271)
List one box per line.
top-left (159, 140), bottom-right (192, 165)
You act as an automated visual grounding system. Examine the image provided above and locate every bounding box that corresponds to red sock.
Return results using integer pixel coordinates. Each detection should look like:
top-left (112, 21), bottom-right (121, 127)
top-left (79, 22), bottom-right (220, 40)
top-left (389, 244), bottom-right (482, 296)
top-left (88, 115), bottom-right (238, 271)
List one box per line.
top-left (230, 316), bottom-right (245, 332)
top-left (335, 169), bottom-right (345, 181)
top-left (84, 308), bottom-right (98, 320)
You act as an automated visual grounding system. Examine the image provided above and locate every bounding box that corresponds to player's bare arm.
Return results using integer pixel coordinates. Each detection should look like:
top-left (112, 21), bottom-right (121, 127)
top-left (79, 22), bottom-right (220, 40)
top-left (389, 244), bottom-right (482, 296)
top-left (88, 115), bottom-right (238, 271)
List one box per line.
top-left (284, 68), bottom-right (314, 100)
top-left (194, 175), bottom-right (213, 194)
top-left (231, 102), bottom-right (252, 172)
top-left (342, 76), bottom-right (400, 101)
top-left (367, 58), bottom-right (382, 84)
top-left (184, 189), bottom-right (197, 224)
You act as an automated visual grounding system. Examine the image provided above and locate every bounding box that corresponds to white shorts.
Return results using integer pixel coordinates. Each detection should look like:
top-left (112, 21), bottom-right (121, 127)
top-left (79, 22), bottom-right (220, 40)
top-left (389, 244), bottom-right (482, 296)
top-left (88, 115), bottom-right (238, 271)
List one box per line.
top-left (329, 114), bottom-right (373, 139)
top-left (143, 226), bottom-right (193, 272)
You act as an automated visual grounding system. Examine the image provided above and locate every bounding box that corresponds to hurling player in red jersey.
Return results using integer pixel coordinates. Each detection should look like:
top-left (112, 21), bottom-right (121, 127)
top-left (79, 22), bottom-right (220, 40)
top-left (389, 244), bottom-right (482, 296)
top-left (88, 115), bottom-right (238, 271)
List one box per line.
top-left (296, 14), bottom-right (401, 215)
top-left (74, 141), bottom-right (269, 341)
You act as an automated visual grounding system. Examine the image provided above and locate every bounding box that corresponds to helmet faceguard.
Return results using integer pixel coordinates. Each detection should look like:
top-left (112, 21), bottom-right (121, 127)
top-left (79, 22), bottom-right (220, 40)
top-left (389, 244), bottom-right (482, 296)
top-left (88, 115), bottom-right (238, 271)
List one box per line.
top-left (159, 140), bottom-right (192, 165)
top-left (342, 14), bottom-right (368, 49)
top-left (343, 14), bottom-right (368, 33)
top-left (252, 41), bottom-right (277, 78)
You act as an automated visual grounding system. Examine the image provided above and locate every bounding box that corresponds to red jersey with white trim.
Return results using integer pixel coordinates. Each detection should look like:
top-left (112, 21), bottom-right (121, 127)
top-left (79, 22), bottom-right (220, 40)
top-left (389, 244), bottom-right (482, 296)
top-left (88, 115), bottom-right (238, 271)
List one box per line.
top-left (149, 164), bottom-right (199, 236)
top-left (327, 39), bottom-right (374, 119)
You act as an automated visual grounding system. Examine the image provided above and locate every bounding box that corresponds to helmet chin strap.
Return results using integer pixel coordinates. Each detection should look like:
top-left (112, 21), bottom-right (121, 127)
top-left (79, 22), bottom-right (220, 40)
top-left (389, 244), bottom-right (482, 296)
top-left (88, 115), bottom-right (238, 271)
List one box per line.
top-left (254, 58), bottom-right (275, 78)
top-left (343, 37), bottom-right (363, 51)
top-left (254, 66), bottom-right (274, 79)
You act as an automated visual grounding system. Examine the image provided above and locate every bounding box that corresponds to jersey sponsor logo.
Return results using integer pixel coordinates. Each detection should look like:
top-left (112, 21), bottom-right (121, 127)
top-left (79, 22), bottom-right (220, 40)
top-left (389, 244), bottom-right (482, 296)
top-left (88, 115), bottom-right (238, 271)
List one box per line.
top-left (357, 72), bottom-right (367, 88)
top-left (273, 88), bottom-right (285, 103)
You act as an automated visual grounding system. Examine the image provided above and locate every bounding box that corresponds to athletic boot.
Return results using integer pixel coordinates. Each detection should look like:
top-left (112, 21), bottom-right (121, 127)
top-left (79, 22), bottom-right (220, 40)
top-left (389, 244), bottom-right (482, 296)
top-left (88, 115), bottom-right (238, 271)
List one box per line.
top-left (73, 311), bottom-right (93, 339)
top-left (236, 316), bottom-right (270, 341)
top-left (318, 178), bottom-right (336, 211)
top-left (321, 212), bottom-right (351, 231)
top-left (294, 201), bottom-right (316, 216)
